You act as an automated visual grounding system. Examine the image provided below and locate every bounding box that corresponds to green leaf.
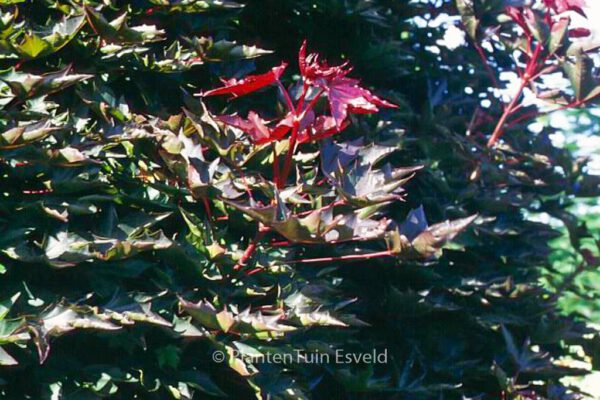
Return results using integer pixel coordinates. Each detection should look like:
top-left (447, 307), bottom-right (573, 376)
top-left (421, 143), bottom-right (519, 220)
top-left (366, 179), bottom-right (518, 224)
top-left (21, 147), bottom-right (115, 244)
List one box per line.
top-left (179, 371), bottom-right (227, 397)
top-left (523, 9), bottom-right (549, 45)
top-left (501, 325), bottom-right (520, 365)
top-left (15, 34), bottom-right (49, 58)
top-left (583, 85), bottom-right (600, 103)
top-left (225, 197), bottom-right (391, 244)
top-left (296, 311), bottom-right (348, 327)
top-left (0, 66), bottom-right (92, 100)
top-left (0, 346), bottom-right (17, 366)
top-left (0, 119), bottom-right (61, 149)
top-left (187, 37), bottom-right (272, 61)
top-left (156, 345), bottom-right (181, 369)
top-left (455, 0), bottom-right (478, 39)
top-left (397, 207), bottom-right (478, 258)
top-left (0, 293), bottom-right (20, 321)
top-left (548, 17), bottom-right (569, 55)
top-left (179, 298), bottom-right (234, 332)
top-left (179, 298), bottom-right (295, 335)
top-left (563, 51), bottom-right (595, 101)
top-left (148, 0), bottom-right (243, 13)
top-left (84, 7), bottom-right (165, 45)
top-left (9, 15), bottom-right (85, 59)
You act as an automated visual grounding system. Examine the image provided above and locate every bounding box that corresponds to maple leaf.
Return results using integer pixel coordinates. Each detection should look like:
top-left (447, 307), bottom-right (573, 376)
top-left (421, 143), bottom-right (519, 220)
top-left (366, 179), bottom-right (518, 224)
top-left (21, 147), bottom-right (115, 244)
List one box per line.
top-left (224, 198), bottom-right (391, 244)
top-left (218, 109), bottom-right (345, 144)
top-left (297, 115), bottom-right (348, 143)
top-left (326, 76), bottom-right (397, 128)
top-left (543, 0), bottom-right (586, 16)
top-left (219, 110), bottom-right (349, 144)
top-left (569, 27), bottom-right (591, 38)
top-left (299, 42), bottom-right (397, 128)
top-left (280, 110), bottom-right (346, 143)
top-left (217, 111), bottom-right (291, 144)
top-left (298, 40), bottom-right (351, 83)
top-left (201, 62), bottom-right (287, 98)
top-left (210, 42), bottom-right (396, 142)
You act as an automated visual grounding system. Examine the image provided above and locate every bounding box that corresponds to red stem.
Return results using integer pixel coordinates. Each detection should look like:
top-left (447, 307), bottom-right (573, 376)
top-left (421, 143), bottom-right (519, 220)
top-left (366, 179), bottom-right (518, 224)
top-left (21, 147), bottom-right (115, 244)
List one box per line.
top-left (302, 88), bottom-right (325, 115)
top-left (246, 267), bottom-right (263, 276)
top-left (487, 43), bottom-right (544, 147)
top-left (203, 197), bottom-right (213, 221)
top-left (271, 142), bottom-right (280, 184)
top-left (295, 83), bottom-right (309, 114)
top-left (287, 250), bottom-right (395, 265)
top-left (294, 199), bottom-right (346, 218)
top-left (487, 78), bottom-right (525, 147)
top-left (232, 226), bottom-right (269, 271)
top-left (277, 80), bottom-right (296, 113)
top-left (270, 240), bottom-right (293, 247)
top-left (505, 109), bottom-right (539, 129)
top-left (277, 87), bottom-right (325, 188)
top-left (471, 38), bottom-right (499, 89)
top-left (278, 121), bottom-right (300, 188)
top-left (507, 93), bottom-right (599, 130)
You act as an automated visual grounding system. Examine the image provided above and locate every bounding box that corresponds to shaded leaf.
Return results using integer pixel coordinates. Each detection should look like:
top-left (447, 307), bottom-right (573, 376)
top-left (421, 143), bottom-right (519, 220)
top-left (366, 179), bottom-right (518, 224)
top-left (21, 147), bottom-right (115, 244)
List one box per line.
top-left (85, 7), bottom-right (165, 45)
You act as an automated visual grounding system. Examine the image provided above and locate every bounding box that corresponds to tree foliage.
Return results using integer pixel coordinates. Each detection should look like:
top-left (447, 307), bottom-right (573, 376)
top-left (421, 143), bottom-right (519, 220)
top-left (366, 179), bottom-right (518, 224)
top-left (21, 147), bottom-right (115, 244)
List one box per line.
top-left (1, 0), bottom-right (600, 399)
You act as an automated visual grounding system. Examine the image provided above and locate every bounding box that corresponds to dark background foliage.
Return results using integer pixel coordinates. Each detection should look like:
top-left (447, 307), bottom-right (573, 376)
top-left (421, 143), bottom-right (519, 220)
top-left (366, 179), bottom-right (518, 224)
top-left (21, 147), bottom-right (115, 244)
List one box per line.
top-left (1, 0), bottom-right (600, 399)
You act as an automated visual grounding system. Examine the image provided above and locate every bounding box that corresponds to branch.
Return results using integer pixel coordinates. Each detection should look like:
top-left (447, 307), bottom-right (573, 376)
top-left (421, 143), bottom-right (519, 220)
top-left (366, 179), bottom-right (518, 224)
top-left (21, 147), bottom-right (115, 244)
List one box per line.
top-left (287, 250), bottom-right (395, 265)
top-left (232, 225), bottom-right (270, 271)
top-left (487, 77), bottom-right (528, 147)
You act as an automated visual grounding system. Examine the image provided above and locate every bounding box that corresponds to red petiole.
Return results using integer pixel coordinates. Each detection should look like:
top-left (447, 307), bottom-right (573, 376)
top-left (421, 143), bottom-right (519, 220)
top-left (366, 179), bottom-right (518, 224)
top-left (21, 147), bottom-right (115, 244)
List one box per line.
top-left (275, 82), bottom-right (323, 188)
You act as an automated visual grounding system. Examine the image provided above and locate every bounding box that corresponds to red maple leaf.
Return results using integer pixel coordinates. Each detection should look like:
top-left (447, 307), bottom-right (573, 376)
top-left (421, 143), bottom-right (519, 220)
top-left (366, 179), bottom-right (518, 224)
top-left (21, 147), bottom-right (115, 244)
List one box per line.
top-left (219, 109), bottom-right (350, 144)
top-left (298, 116), bottom-right (349, 143)
top-left (217, 112), bottom-right (291, 144)
top-left (298, 42), bottom-right (397, 128)
top-left (298, 41), bottom-right (351, 83)
top-left (280, 111), bottom-right (349, 143)
top-left (209, 43), bottom-right (398, 145)
top-left (326, 76), bottom-right (398, 128)
top-left (569, 27), bottom-right (591, 38)
top-left (202, 63), bottom-right (288, 98)
top-left (543, 0), bottom-right (586, 16)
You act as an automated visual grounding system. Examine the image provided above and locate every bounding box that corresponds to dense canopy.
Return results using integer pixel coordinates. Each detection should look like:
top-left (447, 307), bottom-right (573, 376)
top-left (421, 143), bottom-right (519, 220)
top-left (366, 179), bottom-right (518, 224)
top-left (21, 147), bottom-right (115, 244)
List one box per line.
top-left (1, 0), bottom-right (600, 399)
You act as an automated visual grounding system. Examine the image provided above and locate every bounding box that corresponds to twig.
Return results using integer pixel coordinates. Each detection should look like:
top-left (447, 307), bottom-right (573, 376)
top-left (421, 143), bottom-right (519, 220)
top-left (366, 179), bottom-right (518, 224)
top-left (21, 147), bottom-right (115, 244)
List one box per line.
top-left (277, 80), bottom-right (296, 113)
top-left (271, 142), bottom-right (280, 184)
top-left (278, 124), bottom-right (298, 188)
top-left (470, 38), bottom-right (499, 89)
top-left (487, 77), bottom-right (528, 147)
top-left (286, 250), bottom-right (395, 264)
top-left (232, 225), bottom-right (270, 271)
